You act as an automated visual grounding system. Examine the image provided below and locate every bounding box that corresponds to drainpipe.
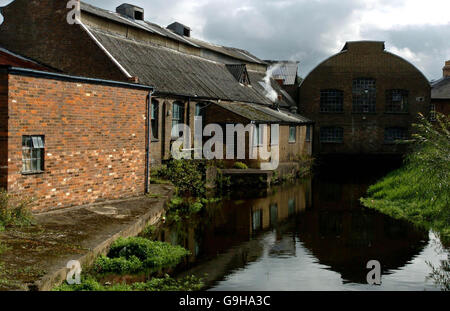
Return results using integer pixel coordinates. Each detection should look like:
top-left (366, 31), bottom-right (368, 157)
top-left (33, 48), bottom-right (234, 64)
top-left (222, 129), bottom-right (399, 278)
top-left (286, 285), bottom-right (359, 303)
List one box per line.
top-left (145, 90), bottom-right (155, 194)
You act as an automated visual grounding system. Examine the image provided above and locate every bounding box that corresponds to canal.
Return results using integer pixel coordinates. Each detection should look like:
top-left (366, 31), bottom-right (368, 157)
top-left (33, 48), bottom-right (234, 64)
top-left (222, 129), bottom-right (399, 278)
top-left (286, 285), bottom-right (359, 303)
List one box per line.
top-left (156, 161), bottom-right (449, 291)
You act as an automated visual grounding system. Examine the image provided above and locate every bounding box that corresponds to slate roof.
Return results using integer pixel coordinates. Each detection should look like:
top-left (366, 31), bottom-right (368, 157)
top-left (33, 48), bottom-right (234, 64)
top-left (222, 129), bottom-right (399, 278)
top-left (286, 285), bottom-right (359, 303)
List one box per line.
top-left (431, 77), bottom-right (450, 99)
top-left (215, 102), bottom-right (312, 124)
top-left (80, 2), bottom-right (265, 65)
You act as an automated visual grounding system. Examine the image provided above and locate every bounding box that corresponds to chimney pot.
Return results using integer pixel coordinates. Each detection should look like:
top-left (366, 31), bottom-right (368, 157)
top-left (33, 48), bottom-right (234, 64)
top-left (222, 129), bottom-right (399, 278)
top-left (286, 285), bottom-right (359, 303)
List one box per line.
top-left (444, 60), bottom-right (450, 78)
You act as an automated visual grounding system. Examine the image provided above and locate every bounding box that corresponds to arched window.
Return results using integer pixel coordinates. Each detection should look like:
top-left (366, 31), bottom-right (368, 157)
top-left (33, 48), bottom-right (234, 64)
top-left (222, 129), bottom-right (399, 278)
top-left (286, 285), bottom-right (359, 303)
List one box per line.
top-left (320, 89), bottom-right (343, 112)
top-left (151, 99), bottom-right (159, 140)
top-left (352, 78), bottom-right (376, 113)
top-left (386, 89), bottom-right (408, 113)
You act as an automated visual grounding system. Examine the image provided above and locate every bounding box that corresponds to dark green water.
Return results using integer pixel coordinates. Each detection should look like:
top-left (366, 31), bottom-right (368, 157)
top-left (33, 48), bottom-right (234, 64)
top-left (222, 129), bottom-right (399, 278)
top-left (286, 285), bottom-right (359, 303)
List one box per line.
top-left (156, 163), bottom-right (449, 291)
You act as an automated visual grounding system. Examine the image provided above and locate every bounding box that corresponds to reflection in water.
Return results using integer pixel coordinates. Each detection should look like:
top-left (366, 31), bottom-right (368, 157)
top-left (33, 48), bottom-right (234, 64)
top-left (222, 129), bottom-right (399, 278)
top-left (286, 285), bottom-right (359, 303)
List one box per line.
top-left (156, 167), bottom-right (448, 291)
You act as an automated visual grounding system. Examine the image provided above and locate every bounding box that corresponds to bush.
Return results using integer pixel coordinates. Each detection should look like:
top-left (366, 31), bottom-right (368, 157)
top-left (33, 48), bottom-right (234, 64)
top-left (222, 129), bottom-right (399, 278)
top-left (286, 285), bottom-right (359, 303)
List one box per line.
top-left (233, 162), bottom-right (248, 170)
top-left (0, 189), bottom-right (34, 231)
top-left (92, 237), bottom-right (190, 274)
top-left (155, 159), bottom-right (205, 197)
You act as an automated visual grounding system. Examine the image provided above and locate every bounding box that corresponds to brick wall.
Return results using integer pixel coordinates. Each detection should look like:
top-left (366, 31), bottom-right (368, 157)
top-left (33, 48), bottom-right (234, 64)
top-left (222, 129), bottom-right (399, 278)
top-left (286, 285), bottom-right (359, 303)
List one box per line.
top-left (0, 0), bottom-right (126, 82)
top-left (299, 42), bottom-right (431, 155)
top-left (0, 70), bottom-right (7, 189)
top-left (5, 72), bottom-right (149, 211)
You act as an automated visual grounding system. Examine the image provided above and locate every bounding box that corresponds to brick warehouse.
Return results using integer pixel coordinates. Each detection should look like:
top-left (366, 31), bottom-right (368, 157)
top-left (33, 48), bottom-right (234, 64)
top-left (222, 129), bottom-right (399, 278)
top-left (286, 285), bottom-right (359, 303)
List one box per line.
top-left (299, 41), bottom-right (431, 156)
top-left (0, 0), bottom-right (313, 168)
top-left (0, 65), bottom-right (154, 211)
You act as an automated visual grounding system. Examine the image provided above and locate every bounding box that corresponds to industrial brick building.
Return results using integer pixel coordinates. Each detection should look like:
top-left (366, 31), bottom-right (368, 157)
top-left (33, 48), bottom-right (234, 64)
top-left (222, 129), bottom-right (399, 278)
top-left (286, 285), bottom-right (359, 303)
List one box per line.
top-left (431, 60), bottom-right (450, 116)
top-left (0, 1), bottom-right (313, 211)
top-left (0, 0), bottom-right (312, 169)
top-left (299, 41), bottom-right (431, 156)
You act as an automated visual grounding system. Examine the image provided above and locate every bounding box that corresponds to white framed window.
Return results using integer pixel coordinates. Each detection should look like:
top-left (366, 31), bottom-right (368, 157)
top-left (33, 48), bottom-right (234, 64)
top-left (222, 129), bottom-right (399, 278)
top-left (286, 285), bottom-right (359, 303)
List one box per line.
top-left (22, 135), bottom-right (45, 174)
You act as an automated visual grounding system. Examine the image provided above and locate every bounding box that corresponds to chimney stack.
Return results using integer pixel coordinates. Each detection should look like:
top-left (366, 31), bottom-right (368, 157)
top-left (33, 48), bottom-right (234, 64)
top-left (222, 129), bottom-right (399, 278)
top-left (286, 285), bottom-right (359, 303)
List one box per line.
top-left (443, 60), bottom-right (450, 78)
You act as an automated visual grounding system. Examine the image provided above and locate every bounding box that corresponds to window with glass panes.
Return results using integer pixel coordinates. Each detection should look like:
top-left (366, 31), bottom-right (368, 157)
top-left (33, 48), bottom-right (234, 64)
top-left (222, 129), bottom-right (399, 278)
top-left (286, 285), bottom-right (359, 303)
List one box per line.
top-left (320, 127), bottom-right (343, 143)
top-left (384, 127), bottom-right (407, 143)
top-left (320, 89), bottom-right (344, 112)
top-left (171, 102), bottom-right (185, 138)
top-left (386, 89), bottom-right (408, 113)
top-left (289, 126), bottom-right (296, 143)
top-left (22, 135), bottom-right (45, 173)
top-left (352, 78), bottom-right (376, 113)
top-left (306, 125), bottom-right (311, 142)
top-left (151, 100), bottom-right (159, 139)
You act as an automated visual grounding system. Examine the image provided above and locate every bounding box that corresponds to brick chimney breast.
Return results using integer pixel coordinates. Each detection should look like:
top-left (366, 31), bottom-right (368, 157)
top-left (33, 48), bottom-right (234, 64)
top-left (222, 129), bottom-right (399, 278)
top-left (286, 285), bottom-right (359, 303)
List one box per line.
top-left (443, 60), bottom-right (450, 78)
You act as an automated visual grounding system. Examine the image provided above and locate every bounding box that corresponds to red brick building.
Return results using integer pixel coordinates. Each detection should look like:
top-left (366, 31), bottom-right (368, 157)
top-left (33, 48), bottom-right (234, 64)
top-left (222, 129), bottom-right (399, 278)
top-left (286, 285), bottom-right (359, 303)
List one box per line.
top-left (0, 0), bottom-right (312, 168)
top-left (431, 60), bottom-right (450, 116)
top-left (299, 41), bottom-right (431, 156)
top-left (0, 65), bottom-right (153, 211)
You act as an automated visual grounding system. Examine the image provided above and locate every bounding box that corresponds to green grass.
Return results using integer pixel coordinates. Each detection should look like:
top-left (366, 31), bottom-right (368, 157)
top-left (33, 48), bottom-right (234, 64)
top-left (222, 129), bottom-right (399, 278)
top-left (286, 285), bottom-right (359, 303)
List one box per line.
top-left (0, 189), bottom-right (34, 231)
top-left (54, 274), bottom-right (204, 291)
top-left (361, 113), bottom-right (450, 242)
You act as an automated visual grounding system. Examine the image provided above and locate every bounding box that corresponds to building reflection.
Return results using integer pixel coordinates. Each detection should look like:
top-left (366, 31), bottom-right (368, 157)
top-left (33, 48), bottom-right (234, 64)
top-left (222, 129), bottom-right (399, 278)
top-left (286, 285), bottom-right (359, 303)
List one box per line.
top-left (156, 173), bottom-right (429, 287)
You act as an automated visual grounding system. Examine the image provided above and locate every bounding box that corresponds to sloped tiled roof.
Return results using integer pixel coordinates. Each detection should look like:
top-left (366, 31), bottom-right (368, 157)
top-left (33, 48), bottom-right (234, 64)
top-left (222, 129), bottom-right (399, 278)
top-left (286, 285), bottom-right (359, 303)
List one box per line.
top-left (431, 77), bottom-right (450, 99)
top-left (88, 28), bottom-right (273, 104)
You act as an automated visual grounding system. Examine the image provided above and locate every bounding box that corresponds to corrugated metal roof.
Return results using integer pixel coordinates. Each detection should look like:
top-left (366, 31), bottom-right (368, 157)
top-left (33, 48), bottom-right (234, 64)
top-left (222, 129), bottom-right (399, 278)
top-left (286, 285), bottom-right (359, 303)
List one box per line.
top-left (215, 102), bottom-right (312, 124)
top-left (431, 77), bottom-right (450, 99)
top-left (265, 61), bottom-right (299, 85)
top-left (80, 2), bottom-right (264, 65)
top-left (88, 28), bottom-right (273, 104)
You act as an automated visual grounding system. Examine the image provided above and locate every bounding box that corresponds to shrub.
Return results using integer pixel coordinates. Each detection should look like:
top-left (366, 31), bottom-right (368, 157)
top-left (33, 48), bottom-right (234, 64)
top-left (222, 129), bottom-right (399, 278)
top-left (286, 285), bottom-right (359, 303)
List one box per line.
top-left (0, 189), bottom-right (34, 231)
top-left (93, 237), bottom-right (190, 274)
top-left (155, 159), bottom-right (205, 197)
top-left (233, 162), bottom-right (248, 170)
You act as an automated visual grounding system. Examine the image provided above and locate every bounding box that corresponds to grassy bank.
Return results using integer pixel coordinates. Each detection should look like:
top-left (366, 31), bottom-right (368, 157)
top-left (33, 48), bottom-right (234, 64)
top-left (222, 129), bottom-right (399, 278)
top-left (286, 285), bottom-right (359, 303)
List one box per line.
top-left (361, 113), bottom-right (449, 242)
top-left (54, 236), bottom-right (204, 291)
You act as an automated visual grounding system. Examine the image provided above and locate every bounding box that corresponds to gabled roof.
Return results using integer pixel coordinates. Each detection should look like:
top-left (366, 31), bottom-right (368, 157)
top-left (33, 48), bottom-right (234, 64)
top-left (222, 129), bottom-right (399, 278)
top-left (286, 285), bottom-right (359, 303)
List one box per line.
top-left (264, 61), bottom-right (299, 85)
top-left (431, 77), bottom-right (450, 99)
top-left (80, 2), bottom-right (265, 65)
top-left (226, 64), bottom-right (251, 85)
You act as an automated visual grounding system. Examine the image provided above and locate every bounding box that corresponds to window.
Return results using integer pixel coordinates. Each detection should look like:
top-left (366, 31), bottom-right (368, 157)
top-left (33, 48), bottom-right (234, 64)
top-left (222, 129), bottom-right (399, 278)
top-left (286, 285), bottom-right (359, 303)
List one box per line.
top-left (270, 204), bottom-right (278, 226)
top-left (320, 127), bottom-right (343, 143)
top-left (430, 103), bottom-right (437, 121)
top-left (386, 89), bottom-right (408, 113)
top-left (171, 102), bottom-right (185, 138)
top-left (289, 126), bottom-right (296, 143)
top-left (385, 127), bottom-right (408, 143)
top-left (252, 209), bottom-right (262, 231)
top-left (306, 125), bottom-right (311, 142)
top-left (320, 89), bottom-right (343, 112)
top-left (151, 100), bottom-right (159, 140)
top-left (288, 199), bottom-right (296, 216)
top-left (22, 135), bottom-right (45, 173)
top-left (353, 78), bottom-right (376, 113)
top-left (253, 124), bottom-right (266, 146)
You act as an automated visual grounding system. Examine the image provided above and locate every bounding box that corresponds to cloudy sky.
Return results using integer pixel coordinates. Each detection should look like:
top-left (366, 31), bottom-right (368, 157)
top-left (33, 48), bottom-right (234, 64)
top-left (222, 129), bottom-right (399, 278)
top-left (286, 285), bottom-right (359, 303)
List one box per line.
top-left (2, 0), bottom-right (449, 80)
